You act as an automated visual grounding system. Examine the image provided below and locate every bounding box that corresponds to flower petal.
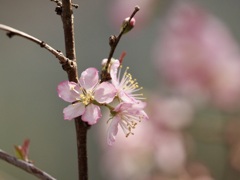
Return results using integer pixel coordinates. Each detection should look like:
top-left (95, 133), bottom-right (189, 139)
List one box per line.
top-left (94, 82), bottom-right (117, 103)
top-left (114, 102), bottom-right (133, 112)
top-left (118, 91), bottom-right (136, 103)
top-left (57, 81), bottom-right (80, 102)
top-left (110, 59), bottom-right (120, 87)
top-left (82, 104), bottom-right (102, 125)
top-left (101, 58), bottom-right (108, 66)
top-left (131, 101), bottom-right (147, 109)
top-left (107, 117), bottom-right (120, 146)
top-left (79, 68), bottom-right (99, 90)
top-left (63, 103), bottom-right (85, 120)
top-left (139, 110), bottom-right (149, 121)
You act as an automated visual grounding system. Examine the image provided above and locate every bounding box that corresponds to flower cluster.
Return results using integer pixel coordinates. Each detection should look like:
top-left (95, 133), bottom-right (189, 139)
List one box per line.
top-left (57, 58), bottom-right (148, 145)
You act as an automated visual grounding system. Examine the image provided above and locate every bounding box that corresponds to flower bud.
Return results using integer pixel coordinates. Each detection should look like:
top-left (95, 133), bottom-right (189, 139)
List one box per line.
top-left (121, 17), bottom-right (136, 34)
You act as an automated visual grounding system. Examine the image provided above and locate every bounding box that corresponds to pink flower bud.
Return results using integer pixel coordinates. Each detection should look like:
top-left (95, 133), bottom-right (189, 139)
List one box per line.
top-left (121, 17), bottom-right (136, 34)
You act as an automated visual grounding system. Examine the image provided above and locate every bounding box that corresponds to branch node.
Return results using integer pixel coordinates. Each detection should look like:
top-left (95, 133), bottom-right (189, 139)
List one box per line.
top-left (61, 59), bottom-right (76, 72)
top-left (109, 35), bottom-right (117, 47)
top-left (51, 0), bottom-right (78, 15)
top-left (100, 69), bottom-right (111, 82)
top-left (135, 5), bottom-right (140, 12)
top-left (55, 6), bottom-right (62, 15)
top-left (40, 41), bottom-right (46, 47)
top-left (50, 0), bottom-right (62, 6)
top-left (72, 3), bottom-right (79, 9)
top-left (6, 32), bottom-right (15, 38)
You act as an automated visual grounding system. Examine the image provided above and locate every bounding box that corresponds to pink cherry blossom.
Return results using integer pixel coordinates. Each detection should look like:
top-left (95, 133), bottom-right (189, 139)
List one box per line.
top-left (155, 131), bottom-right (186, 175)
top-left (102, 58), bottom-right (144, 103)
top-left (107, 101), bottom-right (149, 145)
top-left (57, 68), bottom-right (116, 125)
top-left (148, 95), bottom-right (193, 130)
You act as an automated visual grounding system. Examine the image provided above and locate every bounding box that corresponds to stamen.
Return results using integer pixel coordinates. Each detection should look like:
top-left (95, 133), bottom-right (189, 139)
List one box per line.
top-left (79, 89), bottom-right (94, 105)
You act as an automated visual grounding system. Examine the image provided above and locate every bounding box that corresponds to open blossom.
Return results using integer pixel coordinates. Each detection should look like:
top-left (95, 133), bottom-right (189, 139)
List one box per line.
top-left (102, 58), bottom-right (144, 103)
top-left (107, 101), bottom-right (149, 145)
top-left (57, 68), bottom-right (116, 125)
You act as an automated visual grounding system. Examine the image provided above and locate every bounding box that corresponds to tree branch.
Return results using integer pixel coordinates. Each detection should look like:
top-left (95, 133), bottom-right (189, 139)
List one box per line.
top-left (0, 24), bottom-right (68, 65)
top-left (61, 0), bottom-right (78, 82)
top-left (0, 149), bottom-right (56, 180)
top-left (61, 1), bottom-right (90, 180)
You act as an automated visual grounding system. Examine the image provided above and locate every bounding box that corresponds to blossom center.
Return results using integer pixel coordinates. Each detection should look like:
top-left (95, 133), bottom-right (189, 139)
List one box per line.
top-left (80, 89), bottom-right (94, 105)
top-left (113, 109), bottom-right (142, 137)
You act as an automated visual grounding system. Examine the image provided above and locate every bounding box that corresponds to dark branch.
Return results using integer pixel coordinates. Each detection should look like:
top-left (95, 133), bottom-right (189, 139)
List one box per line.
top-left (0, 149), bottom-right (56, 180)
top-left (61, 1), bottom-right (90, 180)
top-left (61, 0), bottom-right (78, 82)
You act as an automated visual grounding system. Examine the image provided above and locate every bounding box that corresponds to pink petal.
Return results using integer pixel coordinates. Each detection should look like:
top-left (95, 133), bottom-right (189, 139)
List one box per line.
top-left (94, 82), bottom-right (117, 104)
top-left (139, 110), bottom-right (149, 121)
top-left (107, 117), bottom-right (120, 146)
top-left (82, 104), bottom-right (102, 125)
top-left (101, 58), bottom-right (108, 66)
top-left (114, 102), bottom-right (133, 112)
top-left (114, 101), bottom-right (145, 112)
top-left (63, 103), bottom-right (85, 120)
top-left (110, 60), bottom-right (120, 87)
top-left (131, 101), bottom-right (147, 109)
top-left (118, 91), bottom-right (136, 103)
top-left (79, 68), bottom-right (99, 90)
top-left (57, 81), bottom-right (80, 102)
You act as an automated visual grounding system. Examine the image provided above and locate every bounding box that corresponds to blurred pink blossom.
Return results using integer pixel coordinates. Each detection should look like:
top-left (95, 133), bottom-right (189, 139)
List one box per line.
top-left (101, 120), bottom-right (155, 180)
top-left (229, 142), bottom-right (240, 172)
top-left (153, 1), bottom-right (240, 110)
top-left (187, 162), bottom-right (214, 180)
top-left (154, 131), bottom-right (186, 175)
top-left (148, 95), bottom-right (193, 130)
top-left (100, 96), bottom-right (189, 179)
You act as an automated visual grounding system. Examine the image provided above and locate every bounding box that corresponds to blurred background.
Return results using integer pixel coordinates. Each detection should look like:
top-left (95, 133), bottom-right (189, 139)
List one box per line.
top-left (1, 0), bottom-right (240, 179)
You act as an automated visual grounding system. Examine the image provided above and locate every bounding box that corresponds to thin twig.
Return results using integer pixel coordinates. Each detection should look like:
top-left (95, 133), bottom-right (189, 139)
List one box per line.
top-left (107, 6), bottom-right (140, 65)
top-left (101, 6), bottom-right (140, 82)
top-left (0, 24), bottom-right (68, 64)
top-left (0, 149), bottom-right (56, 180)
